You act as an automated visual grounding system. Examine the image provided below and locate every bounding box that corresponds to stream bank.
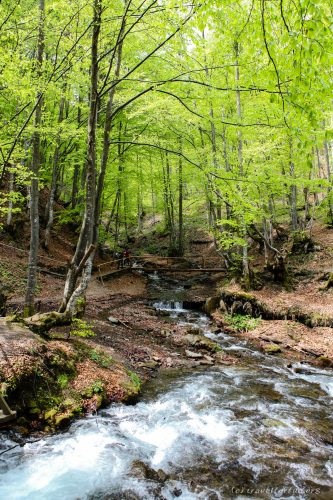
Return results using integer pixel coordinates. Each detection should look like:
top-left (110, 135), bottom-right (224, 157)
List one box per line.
top-left (1, 271), bottom-right (231, 433)
top-left (2, 261), bottom-right (333, 434)
top-left (204, 287), bottom-right (333, 368)
top-left (0, 300), bottom-right (332, 499)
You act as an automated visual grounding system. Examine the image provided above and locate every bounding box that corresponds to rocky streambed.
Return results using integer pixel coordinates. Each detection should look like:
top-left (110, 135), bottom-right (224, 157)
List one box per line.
top-left (0, 299), bottom-right (333, 499)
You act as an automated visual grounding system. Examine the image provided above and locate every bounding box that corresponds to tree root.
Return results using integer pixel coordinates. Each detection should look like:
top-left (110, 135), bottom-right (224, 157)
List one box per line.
top-left (23, 311), bottom-right (71, 334)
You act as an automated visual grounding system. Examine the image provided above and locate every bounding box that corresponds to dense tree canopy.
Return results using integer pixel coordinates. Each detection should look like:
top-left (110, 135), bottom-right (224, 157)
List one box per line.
top-left (0, 0), bottom-right (332, 313)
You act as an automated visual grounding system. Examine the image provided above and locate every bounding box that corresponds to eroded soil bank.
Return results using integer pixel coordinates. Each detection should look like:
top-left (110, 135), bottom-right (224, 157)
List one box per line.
top-left (1, 271), bottom-right (233, 433)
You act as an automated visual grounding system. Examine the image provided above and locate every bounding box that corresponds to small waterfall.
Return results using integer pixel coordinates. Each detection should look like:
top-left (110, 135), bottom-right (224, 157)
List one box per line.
top-left (153, 301), bottom-right (185, 312)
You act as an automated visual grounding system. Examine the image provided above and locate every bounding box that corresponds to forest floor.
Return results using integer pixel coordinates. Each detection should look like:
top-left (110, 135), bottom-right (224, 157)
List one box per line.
top-left (1, 220), bottom-right (333, 432)
top-left (0, 225), bottom-right (234, 432)
top-left (212, 223), bottom-right (333, 366)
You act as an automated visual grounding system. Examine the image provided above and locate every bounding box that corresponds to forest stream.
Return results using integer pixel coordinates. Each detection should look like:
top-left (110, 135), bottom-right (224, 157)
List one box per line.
top-left (0, 276), bottom-right (333, 500)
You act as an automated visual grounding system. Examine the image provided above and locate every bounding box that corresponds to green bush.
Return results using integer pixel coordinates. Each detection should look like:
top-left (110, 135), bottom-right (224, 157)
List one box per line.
top-left (70, 319), bottom-right (95, 338)
top-left (224, 313), bottom-right (261, 332)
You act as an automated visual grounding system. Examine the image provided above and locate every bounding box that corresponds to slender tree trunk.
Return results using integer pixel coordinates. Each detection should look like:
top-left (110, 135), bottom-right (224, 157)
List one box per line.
top-left (94, 12), bottom-right (125, 246)
top-left (149, 154), bottom-right (156, 219)
top-left (324, 141), bottom-right (333, 224)
top-left (178, 139), bottom-right (184, 256)
top-left (289, 137), bottom-right (298, 231)
top-left (60, 0), bottom-right (101, 314)
top-left (198, 126), bottom-right (215, 227)
top-left (136, 154), bottom-right (143, 235)
top-left (24, 0), bottom-right (45, 317)
top-left (163, 151), bottom-right (176, 253)
top-left (6, 167), bottom-right (14, 227)
top-left (222, 126), bottom-right (232, 219)
top-left (234, 40), bottom-right (249, 285)
top-left (44, 96), bottom-right (65, 249)
top-left (71, 96), bottom-right (83, 209)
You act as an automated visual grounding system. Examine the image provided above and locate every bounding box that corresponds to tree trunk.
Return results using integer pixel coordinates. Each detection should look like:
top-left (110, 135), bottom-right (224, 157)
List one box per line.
top-left (71, 95), bottom-right (83, 209)
top-left (6, 168), bottom-right (14, 227)
top-left (24, 0), bottom-right (45, 317)
top-left (178, 139), bottom-right (184, 256)
top-left (136, 154), bottom-right (144, 235)
top-left (324, 141), bottom-right (333, 224)
top-left (44, 96), bottom-right (65, 250)
top-left (59, 0), bottom-right (101, 314)
top-left (94, 10), bottom-right (125, 246)
top-left (234, 40), bottom-right (249, 284)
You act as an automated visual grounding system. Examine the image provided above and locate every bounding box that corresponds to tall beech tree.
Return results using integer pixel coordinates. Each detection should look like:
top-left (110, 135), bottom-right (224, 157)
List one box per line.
top-left (24, 0), bottom-right (45, 317)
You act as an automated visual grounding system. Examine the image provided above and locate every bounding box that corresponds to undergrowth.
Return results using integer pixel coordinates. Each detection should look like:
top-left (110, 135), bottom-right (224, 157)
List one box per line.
top-left (70, 318), bottom-right (95, 338)
top-left (224, 313), bottom-right (261, 332)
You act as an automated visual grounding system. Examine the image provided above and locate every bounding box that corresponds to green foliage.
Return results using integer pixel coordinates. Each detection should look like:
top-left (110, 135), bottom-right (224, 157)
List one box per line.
top-left (89, 380), bottom-right (104, 394)
top-left (1, 0), bottom-right (333, 288)
top-left (89, 349), bottom-right (113, 369)
top-left (70, 319), bottom-right (95, 338)
top-left (56, 207), bottom-right (82, 228)
top-left (126, 370), bottom-right (141, 391)
top-left (57, 374), bottom-right (69, 389)
top-left (224, 314), bottom-right (261, 332)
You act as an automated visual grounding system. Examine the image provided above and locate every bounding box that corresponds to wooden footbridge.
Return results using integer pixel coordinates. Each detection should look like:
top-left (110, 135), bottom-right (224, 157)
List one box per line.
top-left (96, 255), bottom-right (226, 283)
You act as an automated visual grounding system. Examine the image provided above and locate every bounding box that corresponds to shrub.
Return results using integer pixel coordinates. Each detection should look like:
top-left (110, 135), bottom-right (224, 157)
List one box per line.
top-left (70, 319), bottom-right (95, 338)
top-left (224, 313), bottom-right (261, 332)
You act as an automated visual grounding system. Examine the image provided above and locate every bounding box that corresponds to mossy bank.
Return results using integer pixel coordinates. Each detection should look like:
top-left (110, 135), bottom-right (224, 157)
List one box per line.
top-left (0, 318), bottom-right (142, 433)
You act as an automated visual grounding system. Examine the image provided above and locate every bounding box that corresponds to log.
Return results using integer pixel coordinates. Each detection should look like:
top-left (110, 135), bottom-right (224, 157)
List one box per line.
top-left (24, 311), bottom-right (71, 334)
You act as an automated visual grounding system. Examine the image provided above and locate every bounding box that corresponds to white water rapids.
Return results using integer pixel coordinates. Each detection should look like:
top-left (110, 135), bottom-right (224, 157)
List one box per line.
top-left (0, 302), bottom-right (332, 499)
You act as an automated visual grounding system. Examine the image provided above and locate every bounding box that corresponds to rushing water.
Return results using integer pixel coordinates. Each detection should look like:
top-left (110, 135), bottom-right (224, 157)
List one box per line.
top-left (0, 302), bottom-right (333, 499)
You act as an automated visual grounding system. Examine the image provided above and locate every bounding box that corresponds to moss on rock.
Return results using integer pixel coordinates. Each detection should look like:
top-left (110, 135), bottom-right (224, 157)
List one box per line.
top-left (263, 343), bottom-right (282, 354)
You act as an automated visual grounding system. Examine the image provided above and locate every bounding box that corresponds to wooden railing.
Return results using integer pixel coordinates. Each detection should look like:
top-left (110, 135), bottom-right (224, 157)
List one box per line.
top-left (96, 254), bottom-right (223, 283)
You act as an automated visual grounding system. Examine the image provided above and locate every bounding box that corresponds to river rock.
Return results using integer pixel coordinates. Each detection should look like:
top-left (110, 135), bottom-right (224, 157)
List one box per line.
top-left (289, 386), bottom-right (327, 400)
top-left (54, 413), bottom-right (71, 428)
top-left (293, 367), bottom-right (315, 375)
top-left (186, 327), bottom-right (203, 335)
top-left (183, 334), bottom-right (221, 353)
top-left (203, 296), bottom-right (220, 314)
top-left (263, 343), bottom-right (282, 354)
top-left (200, 358), bottom-right (214, 365)
top-left (214, 351), bottom-right (232, 365)
top-left (318, 356), bottom-right (333, 368)
top-left (108, 316), bottom-right (120, 324)
top-left (185, 350), bottom-right (203, 359)
top-left (263, 418), bottom-right (287, 428)
top-left (157, 469), bottom-right (169, 482)
top-left (130, 461), bottom-right (168, 482)
top-left (166, 357), bottom-right (172, 367)
top-left (137, 360), bottom-right (159, 369)
top-left (44, 408), bottom-right (57, 421)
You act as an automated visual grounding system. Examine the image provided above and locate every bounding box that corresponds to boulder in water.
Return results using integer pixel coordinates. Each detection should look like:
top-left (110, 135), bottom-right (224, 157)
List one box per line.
top-left (183, 333), bottom-right (222, 353)
top-left (263, 343), bottom-right (282, 354)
